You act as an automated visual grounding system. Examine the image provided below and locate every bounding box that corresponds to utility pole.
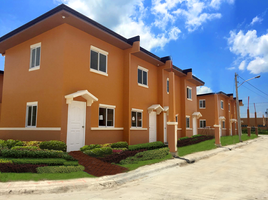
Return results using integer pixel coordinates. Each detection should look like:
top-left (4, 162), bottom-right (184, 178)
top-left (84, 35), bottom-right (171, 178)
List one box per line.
top-left (235, 73), bottom-right (242, 142)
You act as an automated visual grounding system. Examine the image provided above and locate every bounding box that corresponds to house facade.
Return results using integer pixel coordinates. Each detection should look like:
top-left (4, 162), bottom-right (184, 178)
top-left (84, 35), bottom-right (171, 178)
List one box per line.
top-left (0, 5), bottom-right (204, 152)
top-left (197, 92), bottom-right (243, 137)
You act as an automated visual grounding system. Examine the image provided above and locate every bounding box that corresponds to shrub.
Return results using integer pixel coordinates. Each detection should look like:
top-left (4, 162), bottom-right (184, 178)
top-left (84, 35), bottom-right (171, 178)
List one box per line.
top-left (100, 143), bottom-right (112, 148)
top-left (84, 147), bottom-right (113, 157)
top-left (11, 146), bottom-right (40, 150)
top-left (11, 158), bottom-right (66, 166)
top-left (0, 140), bottom-right (7, 148)
top-left (36, 165), bottom-right (85, 174)
top-left (62, 153), bottom-right (77, 161)
top-left (63, 161), bottom-right (79, 166)
top-left (112, 148), bottom-right (128, 151)
top-left (25, 141), bottom-right (42, 147)
top-left (40, 140), bottom-right (67, 152)
top-left (80, 144), bottom-right (101, 152)
top-left (1, 149), bottom-right (65, 158)
top-left (5, 139), bottom-right (24, 149)
top-left (0, 163), bottom-right (47, 173)
top-left (191, 134), bottom-right (203, 138)
top-left (0, 158), bottom-right (12, 164)
top-left (111, 141), bottom-right (128, 149)
top-left (120, 147), bottom-right (170, 165)
top-left (179, 136), bottom-right (189, 140)
top-left (128, 141), bottom-right (165, 151)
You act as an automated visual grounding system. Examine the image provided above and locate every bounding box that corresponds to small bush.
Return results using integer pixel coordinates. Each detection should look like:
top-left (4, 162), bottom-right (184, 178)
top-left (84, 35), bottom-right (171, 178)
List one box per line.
top-left (1, 149), bottom-right (65, 158)
top-left (179, 137), bottom-right (189, 140)
top-left (0, 163), bottom-right (47, 173)
top-left (100, 143), bottom-right (112, 148)
top-left (84, 147), bottom-right (112, 157)
top-left (191, 134), bottom-right (203, 138)
top-left (63, 161), bottom-right (79, 166)
top-left (111, 141), bottom-right (128, 149)
top-left (0, 159), bottom-right (12, 164)
top-left (80, 144), bottom-right (101, 152)
top-left (120, 147), bottom-right (170, 165)
top-left (11, 158), bottom-right (66, 166)
top-left (0, 140), bottom-right (7, 148)
top-left (62, 153), bottom-right (77, 161)
top-left (36, 165), bottom-right (85, 174)
top-left (4, 139), bottom-right (24, 149)
top-left (25, 141), bottom-right (41, 147)
top-left (40, 140), bottom-right (67, 152)
top-left (112, 148), bottom-right (128, 151)
top-left (11, 146), bottom-right (40, 150)
top-left (128, 141), bottom-right (165, 151)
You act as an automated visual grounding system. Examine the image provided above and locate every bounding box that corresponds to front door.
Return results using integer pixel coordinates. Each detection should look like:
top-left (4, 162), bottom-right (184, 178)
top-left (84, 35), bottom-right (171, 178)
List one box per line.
top-left (67, 101), bottom-right (86, 152)
top-left (149, 111), bottom-right (157, 142)
top-left (164, 113), bottom-right (167, 143)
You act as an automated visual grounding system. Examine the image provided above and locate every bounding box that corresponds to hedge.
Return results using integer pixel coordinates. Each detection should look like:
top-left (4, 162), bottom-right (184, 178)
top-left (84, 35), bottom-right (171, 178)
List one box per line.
top-left (0, 139), bottom-right (24, 149)
top-left (179, 136), bottom-right (189, 140)
top-left (80, 144), bottom-right (101, 152)
top-left (63, 161), bottom-right (79, 166)
top-left (0, 158), bottom-right (12, 164)
top-left (84, 147), bottom-right (113, 157)
top-left (11, 146), bottom-right (40, 150)
top-left (120, 147), bottom-right (170, 164)
top-left (24, 141), bottom-right (41, 147)
top-left (36, 165), bottom-right (85, 174)
top-left (128, 141), bottom-right (166, 151)
top-left (11, 158), bottom-right (67, 165)
top-left (0, 163), bottom-right (47, 173)
top-left (191, 134), bottom-right (203, 138)
top-left (111, 141), bottom-right (128, 149)
top-left (39, 140), bottom-right (67, 152)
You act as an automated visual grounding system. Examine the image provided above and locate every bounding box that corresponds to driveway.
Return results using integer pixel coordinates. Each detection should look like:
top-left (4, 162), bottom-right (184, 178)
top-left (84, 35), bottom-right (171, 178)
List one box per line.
top-left (4, 135), bottom-right (268, 200)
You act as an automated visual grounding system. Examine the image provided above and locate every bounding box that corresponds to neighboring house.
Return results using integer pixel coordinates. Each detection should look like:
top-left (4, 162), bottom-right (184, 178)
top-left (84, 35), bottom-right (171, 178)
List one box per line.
top-left (0, 5), bottom-right (204, 152)
top-left (197, 92), bottom-right (243, 137)
top-left (241, 118), bottom-right (267, 131)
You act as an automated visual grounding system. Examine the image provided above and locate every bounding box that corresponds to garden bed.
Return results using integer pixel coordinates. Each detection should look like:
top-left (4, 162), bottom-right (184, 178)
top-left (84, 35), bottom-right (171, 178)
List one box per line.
top-left (177, 135), bottom-right (214, 147)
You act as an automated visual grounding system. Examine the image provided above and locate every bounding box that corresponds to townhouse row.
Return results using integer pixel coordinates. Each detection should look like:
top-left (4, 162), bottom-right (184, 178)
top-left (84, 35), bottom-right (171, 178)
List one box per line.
top-left (0, 5), bottom-right (242, 152)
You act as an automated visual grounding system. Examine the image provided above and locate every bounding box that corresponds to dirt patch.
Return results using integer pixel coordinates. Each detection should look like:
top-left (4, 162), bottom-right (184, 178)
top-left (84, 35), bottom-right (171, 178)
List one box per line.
top-left (68, 151), bottom-right (128, 177)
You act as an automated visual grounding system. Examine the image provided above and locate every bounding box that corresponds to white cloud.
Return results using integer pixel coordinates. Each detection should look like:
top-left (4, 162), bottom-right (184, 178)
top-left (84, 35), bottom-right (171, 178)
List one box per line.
top-left (197, 86), bottom-right (213, 94)
top-left (210, 0), bottom-right (235, 10)
top-left (228, 30), bottom-right (268, 74)
top-left (238, 60), bottom-right (246, 70)
top-left (250, 16), bottom-right (263, 26)
top-left (227, 66), bottom-right (235, 70)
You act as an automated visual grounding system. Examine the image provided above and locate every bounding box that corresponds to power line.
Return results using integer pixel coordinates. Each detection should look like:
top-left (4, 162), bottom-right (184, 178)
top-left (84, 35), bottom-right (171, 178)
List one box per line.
top-left (240, 84), bottom-right (268, 101)
top-left (238, 75), bottom-right (268, 97)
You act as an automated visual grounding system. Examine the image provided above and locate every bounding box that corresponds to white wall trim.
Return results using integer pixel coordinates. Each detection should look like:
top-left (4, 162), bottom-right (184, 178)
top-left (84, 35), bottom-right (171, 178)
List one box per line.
top-left (138, 83), bottom-right (149, 88)
top-left (0, 127), bottom-right (61, 131)
top-left (99, 104), bottom-right (116, 109)
top-left (167, 122), bottom-right (178, 125)
top-left (130, 127), bottom-right (147, 131)
top-left (138, 65), bottom-right (149, 72)
top-left (30, 42), bottom-right (41, 48)
top-left (27, 101), bottom-right (38, 106)
top-left (186, 128), bottom-right (193, 130)
top-left (90, 45), bottom-right (109, 55)
top-left (91, 127), bottom-right (123, 130)
top-left (132, 108), bottom-right (143, 112)
top-left (177, 128), bottom-right (182, 130)
top-left (90, 68), bottom-right (108, 76)
top-left (29, 66), bottom-right (40, 71)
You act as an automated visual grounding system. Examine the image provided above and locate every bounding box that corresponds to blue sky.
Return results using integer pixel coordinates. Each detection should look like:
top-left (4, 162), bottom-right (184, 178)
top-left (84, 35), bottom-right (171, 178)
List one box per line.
top-left (0, 0), bottom-right (268, 118)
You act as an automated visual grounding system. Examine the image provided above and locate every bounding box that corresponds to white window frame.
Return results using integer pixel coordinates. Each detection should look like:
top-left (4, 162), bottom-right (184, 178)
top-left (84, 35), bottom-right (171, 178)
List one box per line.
top-left (167, 78), bottom-right (169, 94)
top-left (200, 119), bottom-right (206, 128)
top-left (199, 99), bottom-right (206, 109)
top-left (90, 45), bottom-right (109, 76)
top-left (175, 114), bottom-right (178, 123)
top-left (221, 100), bottom-right (224, 110)
top-left (98, 104), bottom-right (115, 128)
top-left (186, 116), bottom-right (190, 128)
top-left (137, 66), bottom-right (149, 88)
top-left (131, 108), bottom-right (143, 128)
top-left (29, 43), bottom-right (41, 71)
top-left (187, 86), bottom-right (192, 100)
top-left (25, 102), bottom-right (38, 127)
top-left (222, 120), bottom-right (226, 128)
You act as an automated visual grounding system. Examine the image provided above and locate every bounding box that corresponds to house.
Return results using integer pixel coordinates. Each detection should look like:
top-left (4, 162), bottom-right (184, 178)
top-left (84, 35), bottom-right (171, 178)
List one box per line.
top-left (197, 92), bottom-right (243, 137)
top-left (0, 4), bottom-right (204, 152)
top-left (241, 117), bottom-right (267, 131)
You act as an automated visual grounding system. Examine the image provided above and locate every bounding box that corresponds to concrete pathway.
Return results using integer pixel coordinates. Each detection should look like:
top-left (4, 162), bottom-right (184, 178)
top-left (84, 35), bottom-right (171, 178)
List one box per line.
top-left (1, 135), bottom-right (268, 200)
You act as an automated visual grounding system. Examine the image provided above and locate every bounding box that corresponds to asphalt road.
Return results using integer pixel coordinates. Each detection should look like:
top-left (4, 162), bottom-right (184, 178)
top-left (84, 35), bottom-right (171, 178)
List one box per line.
top-left (4, 135), bottom-right (268, 200)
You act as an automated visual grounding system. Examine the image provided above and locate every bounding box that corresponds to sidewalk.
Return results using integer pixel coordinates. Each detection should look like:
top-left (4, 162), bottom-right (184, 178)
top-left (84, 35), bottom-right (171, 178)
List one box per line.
top-left (0, 136), bottom-right (263, 196)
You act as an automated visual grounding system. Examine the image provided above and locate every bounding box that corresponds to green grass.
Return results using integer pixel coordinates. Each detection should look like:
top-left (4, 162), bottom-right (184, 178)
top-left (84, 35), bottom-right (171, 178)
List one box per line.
top-left (178, 134), bottom-right (258, 157)
top-left (0, 171), bottom-right (95, 182)
top-left (118, 153), bottom-right (173, 171)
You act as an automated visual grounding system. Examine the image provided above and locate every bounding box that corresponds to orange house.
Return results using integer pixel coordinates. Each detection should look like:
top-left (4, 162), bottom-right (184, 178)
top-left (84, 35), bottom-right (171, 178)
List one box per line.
top-left (197, 92), bottom-right (243, 137)
top-left (0, 5), bottom-right (204, 152)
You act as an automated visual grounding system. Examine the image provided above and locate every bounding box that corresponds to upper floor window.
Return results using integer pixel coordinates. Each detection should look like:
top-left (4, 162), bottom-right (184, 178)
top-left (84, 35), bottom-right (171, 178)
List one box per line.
top-left (90, 46), bottom-right (108, 75)
top-left (30, 43), bottom-right (41, 71)
top-left (99, 104), bottom-right (115, 127)
top-left (187, 86), bottom-right (192, 100)
top-left (199, 100), bottom-right (206, 109)
top-left (138, 66), bottom-right (148, 88)
top-left (200, 120), bottom-right (206, 128)
top-left (26, 102), bottom-right (38, 127)
top-left (222, 121), bottom-right (226, 128)
top-left (221, 100), bottom-right (224, 109)
top-left (175, 115), bottom-right (178, 122)
top-left (131, 109), bottom-right (143, 128)
top-left (186, 116), bottom-right (190, 128)
top-left (167, 78), bottom-right (169, 94)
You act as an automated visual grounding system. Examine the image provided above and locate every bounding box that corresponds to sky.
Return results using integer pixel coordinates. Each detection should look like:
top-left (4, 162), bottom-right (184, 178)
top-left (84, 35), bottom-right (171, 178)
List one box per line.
top-left (0, 0), bottom-right (268, 118)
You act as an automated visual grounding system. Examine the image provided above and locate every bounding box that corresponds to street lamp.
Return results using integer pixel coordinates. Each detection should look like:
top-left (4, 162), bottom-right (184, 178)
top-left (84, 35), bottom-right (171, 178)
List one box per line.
top-left (235, 73), bottom-right (260, 142)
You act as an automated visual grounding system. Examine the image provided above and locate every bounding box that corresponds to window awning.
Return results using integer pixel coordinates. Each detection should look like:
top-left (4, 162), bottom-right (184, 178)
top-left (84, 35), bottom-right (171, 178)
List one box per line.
top-left (219, 116), bottom-right (226, 121)
top-left (163, 106), bottom-right (169, 115)
top-left (148, 104), bottom-right (164, 115)
top-left (65, 90), bottom-right (98, 106)
top-left (230, 119), bottom-right (237, 123)
top-left (192, 112), bottom-right (202, 119)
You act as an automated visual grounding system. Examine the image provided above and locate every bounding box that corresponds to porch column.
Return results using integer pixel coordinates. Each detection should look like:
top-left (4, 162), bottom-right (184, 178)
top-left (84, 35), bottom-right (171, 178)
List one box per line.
top-left (214, 94), bottom-right (221, 146)
top-left (247, 108), bottom-right (251, 137)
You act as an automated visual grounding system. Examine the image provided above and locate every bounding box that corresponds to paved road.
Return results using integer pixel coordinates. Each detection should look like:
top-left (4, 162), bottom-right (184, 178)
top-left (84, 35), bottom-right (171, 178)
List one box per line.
top-left (4, 136), bottom-right (268, 200)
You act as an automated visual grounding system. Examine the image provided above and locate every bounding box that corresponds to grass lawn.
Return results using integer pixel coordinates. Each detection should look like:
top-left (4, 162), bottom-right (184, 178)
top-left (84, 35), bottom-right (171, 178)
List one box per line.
top-left (0, 171), bottom-right (95, 182)
top-left (118, 153), bottom-right (173, 171)
top-left (178, 134), bottom-right (258, 157)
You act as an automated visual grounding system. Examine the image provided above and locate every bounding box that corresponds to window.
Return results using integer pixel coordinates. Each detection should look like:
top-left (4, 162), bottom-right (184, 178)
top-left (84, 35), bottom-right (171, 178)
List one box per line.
top-left (167, 78), bottom-right (169, 94)
top-left (90, 46), bottom-right (108, 74)
top-left (186, 116), bottom-right (190, 128)
top-left (30, 43), bottom-right (41, 70)
top-left (131, 110), bottom-right (142, 128)
top-left (99, 104), bottom-right (115, 127)
top-left (199, 100), bottom-right (206, 108)
top-left (26, 102), bottom-right (38, 127)
top-left (221, 100), bottom-right (224, 109)
top-left (228, 103), bottom-right (230, 112)
top-left (200, 120), bottom-right (206, 128)
top-left (175, 115), bottom-right (178, 122)
top-left (222, 121), bottom-right (226, 128)
top-left (187, 87), bottom-right (192, 100)
top-left (138, 66), bottom-right (148, 87)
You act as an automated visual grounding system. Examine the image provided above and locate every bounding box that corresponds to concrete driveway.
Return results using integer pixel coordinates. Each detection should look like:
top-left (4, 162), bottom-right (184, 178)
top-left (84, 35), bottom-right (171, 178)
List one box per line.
top-left (3, 135), bottom-right (268, 200)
